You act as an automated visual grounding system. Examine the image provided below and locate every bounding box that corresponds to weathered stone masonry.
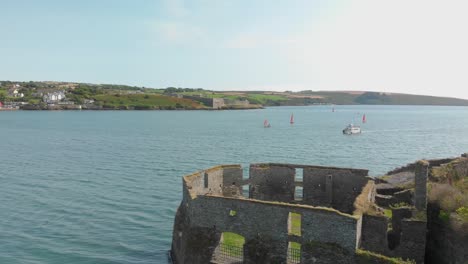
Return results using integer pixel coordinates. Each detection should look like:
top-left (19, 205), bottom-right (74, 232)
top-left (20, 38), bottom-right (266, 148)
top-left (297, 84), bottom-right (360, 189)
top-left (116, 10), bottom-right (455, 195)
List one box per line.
top-left (415, 160), bottom-right (429, 211)
top-left (171, 162), bottom-right (428, 263)
top-left (360, 160), bottom-right (429, 264)
top-left (171, 164), bottom-right (372, 263)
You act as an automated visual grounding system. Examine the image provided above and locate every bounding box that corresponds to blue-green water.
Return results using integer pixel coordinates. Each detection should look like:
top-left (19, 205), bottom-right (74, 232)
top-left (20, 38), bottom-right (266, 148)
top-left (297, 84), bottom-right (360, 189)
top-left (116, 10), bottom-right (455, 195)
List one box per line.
top-left (1, 105), bottom-right (468, 264)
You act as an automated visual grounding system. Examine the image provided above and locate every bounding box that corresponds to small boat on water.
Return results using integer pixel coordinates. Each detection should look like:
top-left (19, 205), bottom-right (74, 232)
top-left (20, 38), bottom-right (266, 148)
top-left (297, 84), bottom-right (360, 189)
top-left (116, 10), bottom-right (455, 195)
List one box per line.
top-left (264, 119), bottom-right (271, 128)
top-left (290, 114), bottom-right (294, 124)
top-left (342, 124), bottom-right (361, 135)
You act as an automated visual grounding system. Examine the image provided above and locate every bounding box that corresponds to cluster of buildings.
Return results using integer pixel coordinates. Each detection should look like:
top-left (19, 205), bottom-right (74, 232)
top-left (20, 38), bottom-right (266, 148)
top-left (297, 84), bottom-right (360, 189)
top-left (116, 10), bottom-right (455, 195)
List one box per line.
top-left (0, 83), bottom-right (75, 110)
top-left (8, 84), bottom-right (24, 98)
top-left (1, 84), bottom-right (24, 110)
top-left (2, 84), bottom-right (67, 103)
top-left (42, 91), bottom-right (67, 104)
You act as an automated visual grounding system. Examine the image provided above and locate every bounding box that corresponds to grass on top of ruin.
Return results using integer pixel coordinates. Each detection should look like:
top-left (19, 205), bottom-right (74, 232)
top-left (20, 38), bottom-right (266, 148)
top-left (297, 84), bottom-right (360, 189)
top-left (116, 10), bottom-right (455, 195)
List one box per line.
top-left (355, 249), bottom-right (416, 264)
top-left (353, 181), bottom-right (376, 216)
top-left (429, 158), bottom-right (468, 231)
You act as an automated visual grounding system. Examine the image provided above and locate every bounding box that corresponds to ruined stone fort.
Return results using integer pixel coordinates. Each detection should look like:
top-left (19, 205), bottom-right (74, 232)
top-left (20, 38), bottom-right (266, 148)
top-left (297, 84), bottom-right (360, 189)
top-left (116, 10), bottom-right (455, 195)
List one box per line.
top-left (171, 162), bottom-right (430, 264)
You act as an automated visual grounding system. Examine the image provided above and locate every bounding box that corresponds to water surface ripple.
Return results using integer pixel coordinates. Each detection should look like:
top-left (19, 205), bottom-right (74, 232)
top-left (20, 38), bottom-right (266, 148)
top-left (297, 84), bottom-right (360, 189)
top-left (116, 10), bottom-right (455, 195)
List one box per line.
top-left (1, 105), bottom-right (468, 263)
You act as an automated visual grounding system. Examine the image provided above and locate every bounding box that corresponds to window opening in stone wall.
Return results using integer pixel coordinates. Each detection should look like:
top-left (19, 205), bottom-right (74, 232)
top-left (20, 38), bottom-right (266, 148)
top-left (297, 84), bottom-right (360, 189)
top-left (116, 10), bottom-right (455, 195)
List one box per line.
top-left (295, 186), bottom-right (303, 201)
top-left (295, 168), bottom-right (303, 182)
top-left (204, 172), bottom-right (208, 188)
top-left (242, 185), bottom-right (249, 198)
top-left (212, 232), bottom-right (245, 263)
top-left (243, 165), bottom-right (249, 180)
top-left (287, 241), bottom-right (301, 264)
top-left (387, 229), bottom-right (400, 250)
top-left (288, 212), bottom-right (301, 236)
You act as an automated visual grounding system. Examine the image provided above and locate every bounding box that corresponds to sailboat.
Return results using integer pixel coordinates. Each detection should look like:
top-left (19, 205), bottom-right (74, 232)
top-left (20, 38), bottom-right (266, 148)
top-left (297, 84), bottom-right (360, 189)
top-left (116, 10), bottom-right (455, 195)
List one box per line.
top-left (362, 114), bottom-right (366, 123)
top-left (290, 114), bottom-right (294, 124)
top-left (264, 119), bottom-right (271, 128)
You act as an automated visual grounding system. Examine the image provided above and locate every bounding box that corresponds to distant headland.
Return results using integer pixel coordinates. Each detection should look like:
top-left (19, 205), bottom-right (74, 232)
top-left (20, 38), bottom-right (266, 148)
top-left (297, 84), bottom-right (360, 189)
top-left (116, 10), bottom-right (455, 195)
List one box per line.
top-left (1, 80), bottom-right (468, 111)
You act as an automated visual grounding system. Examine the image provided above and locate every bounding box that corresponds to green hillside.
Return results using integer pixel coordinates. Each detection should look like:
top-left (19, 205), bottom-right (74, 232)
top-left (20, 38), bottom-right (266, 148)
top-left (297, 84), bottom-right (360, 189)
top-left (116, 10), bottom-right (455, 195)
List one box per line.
top-left (93, 94), bottom-right (207, 110)
top-left (2, 80), bottom-right (468, 108)
top-left (296, 91), bottom-right (468, 106)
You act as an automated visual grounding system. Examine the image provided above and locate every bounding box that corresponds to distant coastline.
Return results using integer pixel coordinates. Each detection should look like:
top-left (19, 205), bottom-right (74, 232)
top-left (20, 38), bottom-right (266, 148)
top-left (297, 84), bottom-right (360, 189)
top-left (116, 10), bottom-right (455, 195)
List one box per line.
top-left (1, 80), bottom-right (468, 111)
top-left (18, 104), bottom-right (264, 111)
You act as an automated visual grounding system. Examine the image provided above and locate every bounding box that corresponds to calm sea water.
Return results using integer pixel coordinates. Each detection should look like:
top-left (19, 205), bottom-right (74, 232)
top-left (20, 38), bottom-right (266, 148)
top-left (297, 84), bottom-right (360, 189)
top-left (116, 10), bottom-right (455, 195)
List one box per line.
top-left (1, 105), bottom-right (468, 264)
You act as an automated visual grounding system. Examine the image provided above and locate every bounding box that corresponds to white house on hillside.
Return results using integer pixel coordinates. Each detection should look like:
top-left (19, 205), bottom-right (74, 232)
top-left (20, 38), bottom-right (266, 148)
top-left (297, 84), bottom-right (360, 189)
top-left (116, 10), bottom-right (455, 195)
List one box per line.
top-left (9, 88), bottom-right (24, 98)
top-left (43, 91), bottom-right (66, 103)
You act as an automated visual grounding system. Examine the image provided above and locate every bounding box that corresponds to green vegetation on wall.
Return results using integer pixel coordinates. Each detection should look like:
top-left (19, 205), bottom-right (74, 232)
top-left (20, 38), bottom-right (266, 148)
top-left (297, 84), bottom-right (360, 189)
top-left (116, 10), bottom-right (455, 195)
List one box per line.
top-left (355, 249), bottom-right (416, 264)
top-left (429, 158), bottom-right (468, 232)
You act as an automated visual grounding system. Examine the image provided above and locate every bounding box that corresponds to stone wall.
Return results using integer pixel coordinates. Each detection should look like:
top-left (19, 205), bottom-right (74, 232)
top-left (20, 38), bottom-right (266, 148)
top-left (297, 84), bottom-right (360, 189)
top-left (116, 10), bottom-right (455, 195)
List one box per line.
top-left (221, 166), bottom-right (243, 197)
top-left (170, 157), bottom-right (467, 264)
top-left (375, 190), bottom-right (412, 207)
top-left (205, 167), bottom-right (224, 196)
top-left (173, 163), bottom-right (375, 264)
top-left (188, 195), bottom-right (360, 249)
top-left (183, 195), bottom-right (359, 263)
top-left (360, 160), bottom-right (428, 263)
top-left (174, 165), bottom-right (243, 264)
top-left (247, 163), bottom-right (368, 213)
top-left (359, 212), bottom-right (427, 263)
top-left (302, 166), bottom-right (369, 214)
top-left (386, 158), bottom-right (455, 175)
top-left (360, 214), bottom-right (389, 253)
top-left (212, 98), bottom-right (225, 109)
top-left (391, 208), bottom-right (412, 239)
top-left (171, 203), bottom-right (222, 264)
top-left (414, 160), bottom-right (429, 210)
top-left (426, 203), bottom-right (468, 264)
top-left (182, 165), bottom-right (243, 199)
top-left (395, 219), bottom-right (427, 264)
top-left (173, 163), bottom-right (365, 264)
top-left (375, 194), bottom-right (392, 207)
top-left (249, 164), bottom-right (296, 202)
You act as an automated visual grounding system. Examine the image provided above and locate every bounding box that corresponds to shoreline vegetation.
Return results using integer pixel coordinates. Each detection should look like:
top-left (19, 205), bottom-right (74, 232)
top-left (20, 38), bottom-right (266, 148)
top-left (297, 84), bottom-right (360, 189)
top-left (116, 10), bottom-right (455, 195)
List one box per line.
top-left (2, 80), bottom-right (468, 111)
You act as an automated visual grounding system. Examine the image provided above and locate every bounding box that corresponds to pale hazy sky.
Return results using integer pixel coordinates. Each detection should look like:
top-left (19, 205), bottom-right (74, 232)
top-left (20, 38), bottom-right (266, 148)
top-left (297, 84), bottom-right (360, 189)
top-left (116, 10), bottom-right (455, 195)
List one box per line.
top-left (1, 0), bottom-right (468, 98)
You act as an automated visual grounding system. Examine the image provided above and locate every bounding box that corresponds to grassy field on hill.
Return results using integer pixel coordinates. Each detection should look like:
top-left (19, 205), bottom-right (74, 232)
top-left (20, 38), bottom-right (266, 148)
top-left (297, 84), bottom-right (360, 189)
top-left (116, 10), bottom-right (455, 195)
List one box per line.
top-left (93, 94), bottom-right (206, 110)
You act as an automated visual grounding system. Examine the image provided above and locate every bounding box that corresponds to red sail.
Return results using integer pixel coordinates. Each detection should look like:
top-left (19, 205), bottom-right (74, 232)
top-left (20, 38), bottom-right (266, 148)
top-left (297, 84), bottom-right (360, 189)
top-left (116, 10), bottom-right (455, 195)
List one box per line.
top-left (290, 114), bottom-right (294, 124)
top-left (362, 114), bottom-right (366, 123)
